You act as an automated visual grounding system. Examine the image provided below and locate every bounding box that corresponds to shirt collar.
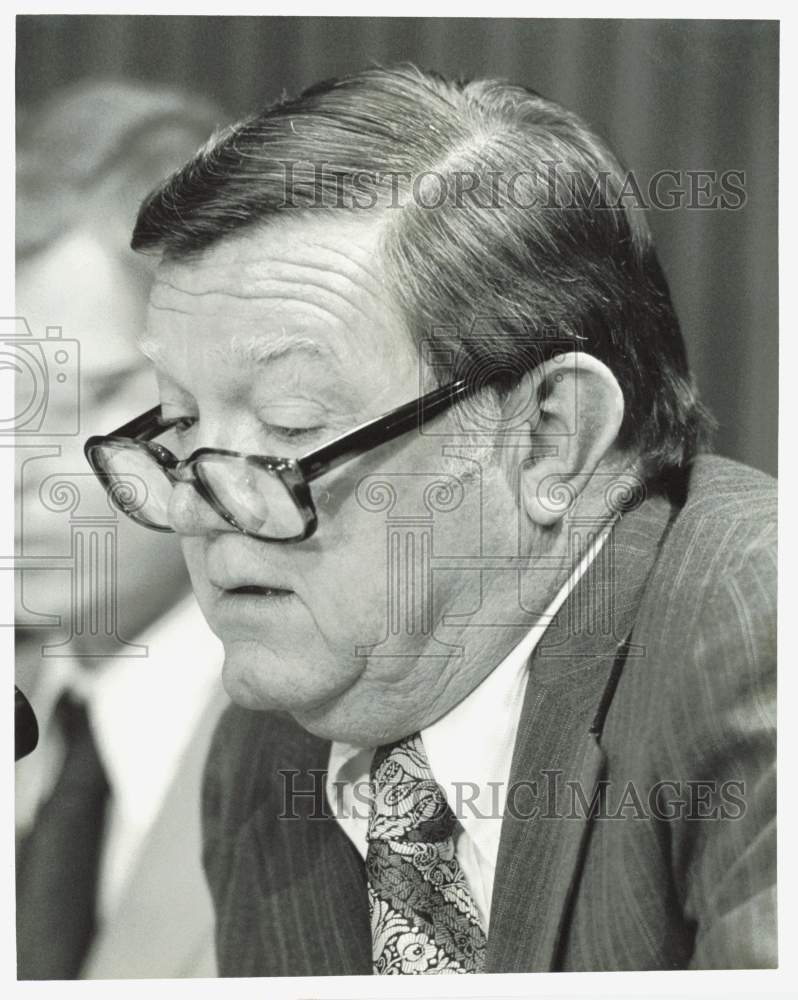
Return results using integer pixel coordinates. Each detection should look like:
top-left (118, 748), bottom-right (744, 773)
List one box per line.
top-left (15, 594), bottom-right (222, 838)
top-left (421, 516), bottom-right (614, 867)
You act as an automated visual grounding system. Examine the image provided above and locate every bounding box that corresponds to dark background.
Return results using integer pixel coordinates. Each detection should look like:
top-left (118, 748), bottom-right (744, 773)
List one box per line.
top-left (16, 16), bottom-right (779, 476)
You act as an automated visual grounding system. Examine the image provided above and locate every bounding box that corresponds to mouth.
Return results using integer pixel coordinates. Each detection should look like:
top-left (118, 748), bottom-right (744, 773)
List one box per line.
top-left (224, 585), bottom-right (294, 598)
top-left (203, 543), bottom-right (297, 608)
top-left (209, 581), bottom-right (297, 611)
top-left (205, 580), bottom-right (300, 629)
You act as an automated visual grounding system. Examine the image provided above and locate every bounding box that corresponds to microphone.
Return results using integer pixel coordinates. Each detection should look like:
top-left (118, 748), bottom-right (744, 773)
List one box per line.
top-left (15, 685), bottom-right (38, 761)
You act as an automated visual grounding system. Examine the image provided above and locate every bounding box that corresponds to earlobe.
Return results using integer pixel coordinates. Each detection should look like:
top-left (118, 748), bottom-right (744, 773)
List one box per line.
top-left (517, 352), bottom-right (625, 527)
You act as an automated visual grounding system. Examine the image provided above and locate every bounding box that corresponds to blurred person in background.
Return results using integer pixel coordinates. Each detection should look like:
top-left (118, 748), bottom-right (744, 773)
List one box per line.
top-left (14, 80), bottom-right (229, 980)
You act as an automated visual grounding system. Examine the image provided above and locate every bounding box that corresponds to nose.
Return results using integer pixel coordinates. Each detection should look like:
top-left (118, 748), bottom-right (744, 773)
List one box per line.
top-left (167, 479), bottom-right (232, 537)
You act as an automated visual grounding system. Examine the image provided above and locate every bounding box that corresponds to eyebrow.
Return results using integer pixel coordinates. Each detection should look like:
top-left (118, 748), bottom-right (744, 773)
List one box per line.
top-left (136, 332), bottom-right (340, 371)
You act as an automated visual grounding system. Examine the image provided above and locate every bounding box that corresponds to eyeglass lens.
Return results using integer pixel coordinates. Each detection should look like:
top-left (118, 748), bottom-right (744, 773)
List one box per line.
top-left (90, 442), bottom-right (306, 540)
top-left (195, 456), bottom-right (306, 538)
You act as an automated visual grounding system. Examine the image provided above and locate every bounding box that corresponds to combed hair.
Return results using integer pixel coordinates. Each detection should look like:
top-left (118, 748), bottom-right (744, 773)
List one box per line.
top-left (132, 63), bottom-right (714, 489)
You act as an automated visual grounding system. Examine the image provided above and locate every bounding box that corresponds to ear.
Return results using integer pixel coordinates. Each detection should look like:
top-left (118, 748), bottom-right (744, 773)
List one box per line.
top-left (510, 352), bottom-right (625, 527)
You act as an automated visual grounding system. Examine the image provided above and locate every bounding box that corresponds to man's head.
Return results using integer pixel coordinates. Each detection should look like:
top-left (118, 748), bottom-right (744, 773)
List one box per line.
top-left (129, 65), bottom-right (711, 744)
top-left (15, 80), bottom-right (221, 672)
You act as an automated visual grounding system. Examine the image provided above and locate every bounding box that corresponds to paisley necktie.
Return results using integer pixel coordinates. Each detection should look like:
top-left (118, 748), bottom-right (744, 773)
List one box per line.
top-left (365, 732), bottom-right (487, 974)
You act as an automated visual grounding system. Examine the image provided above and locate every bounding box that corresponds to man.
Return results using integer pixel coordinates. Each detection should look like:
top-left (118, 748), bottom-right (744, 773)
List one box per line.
top-left (15, 81), bottom-right (227, 979)
top-left (91, 64), bottom-right (775, 974)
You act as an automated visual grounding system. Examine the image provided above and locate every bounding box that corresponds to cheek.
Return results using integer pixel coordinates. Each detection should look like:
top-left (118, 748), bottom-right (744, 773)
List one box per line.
top-left (297, 505), bottom-right (390, 650)
top-left (302, 457), bottom-right (498, 641)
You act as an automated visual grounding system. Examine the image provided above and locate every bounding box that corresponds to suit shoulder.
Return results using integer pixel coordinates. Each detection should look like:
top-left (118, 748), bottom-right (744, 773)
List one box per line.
top-left (631, 455), bottom-right (776, 697)
top-left (678, 454), bottom-right (775, 521)
top-left (616, 461), bottom-right (776, 790)
top-left (659, 454), bottom-right (776, 582)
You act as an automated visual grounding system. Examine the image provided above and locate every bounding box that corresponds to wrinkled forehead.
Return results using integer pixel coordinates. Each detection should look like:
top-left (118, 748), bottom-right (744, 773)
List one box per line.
top-left (147, 217), bottom-right (396, 330)
top-left (140, 217), bottom-right (420, 394)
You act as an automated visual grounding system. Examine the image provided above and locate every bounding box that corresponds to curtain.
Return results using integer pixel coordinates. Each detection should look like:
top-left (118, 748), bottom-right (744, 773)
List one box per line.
top-left (16, 16), bottom-right (778, 476)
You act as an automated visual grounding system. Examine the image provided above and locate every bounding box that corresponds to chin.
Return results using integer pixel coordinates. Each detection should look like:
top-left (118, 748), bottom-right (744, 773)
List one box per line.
top-left (292, 692), bottom-right (411, 748)
top-left (291, 709), bottom-right (369, 745)
top-left (220, 641), bottom-right (366, 723)
top-left (220, 665), bottom-right (278, 711)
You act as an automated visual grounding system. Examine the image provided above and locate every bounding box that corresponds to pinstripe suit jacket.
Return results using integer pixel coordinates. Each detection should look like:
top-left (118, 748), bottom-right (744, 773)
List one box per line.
top-left (202, 454), bottom-right (777, 974)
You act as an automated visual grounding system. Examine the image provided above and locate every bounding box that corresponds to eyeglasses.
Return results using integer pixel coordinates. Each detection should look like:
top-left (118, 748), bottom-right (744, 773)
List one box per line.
top-left (84, 380), bottom-right (475, 543)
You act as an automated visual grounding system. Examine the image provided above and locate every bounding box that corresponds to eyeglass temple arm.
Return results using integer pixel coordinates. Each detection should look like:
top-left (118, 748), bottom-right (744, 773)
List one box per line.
top-left (297, 380), bottom-right (472, 483)
top-left (107, 405), bottom-right (165, 441)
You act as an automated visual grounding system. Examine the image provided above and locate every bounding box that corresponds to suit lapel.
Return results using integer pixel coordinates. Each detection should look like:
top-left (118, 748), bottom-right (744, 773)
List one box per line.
top-left (286, 803), bottom-right (372, 975)
top-left (485, 493), bottom-right (675, 972)
top-left (238, 723), bottom-right (372, 978)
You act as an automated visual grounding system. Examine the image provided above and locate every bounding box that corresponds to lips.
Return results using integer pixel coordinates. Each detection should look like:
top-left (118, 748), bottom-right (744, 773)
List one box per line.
top-left (210, 579), bottom-right (294, 602)
top-left (208, 579), bottom-right (297, 619)
top-left (204, 539), bottom-right (294, 597)
top-left (209, 575), bottom-right (294, 597)
top-left (222, 584), bottom-right (293, 597)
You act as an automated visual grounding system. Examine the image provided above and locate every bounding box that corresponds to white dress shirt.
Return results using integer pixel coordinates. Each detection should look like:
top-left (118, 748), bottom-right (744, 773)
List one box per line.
top-left (15, 594), bottom-right (223, 924)
top-left (326, 520), bottom-right (614, 930)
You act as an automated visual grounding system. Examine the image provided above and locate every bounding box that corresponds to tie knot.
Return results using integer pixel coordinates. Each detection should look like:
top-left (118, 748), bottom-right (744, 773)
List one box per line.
top-left (52, 692), bottom-right (108, 794)
top-left (367, 732), bottom-right (456, 843)
top-left (53, 692), bottom-right (89, 742)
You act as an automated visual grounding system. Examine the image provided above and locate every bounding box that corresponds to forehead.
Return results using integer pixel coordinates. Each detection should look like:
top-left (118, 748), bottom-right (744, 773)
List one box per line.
top-left (141, 217), bottom-right (414, 382)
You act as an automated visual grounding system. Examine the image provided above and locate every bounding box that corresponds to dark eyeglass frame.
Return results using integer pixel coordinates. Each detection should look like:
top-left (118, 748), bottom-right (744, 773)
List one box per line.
top-left (84, 379), bottom-right (475, 543)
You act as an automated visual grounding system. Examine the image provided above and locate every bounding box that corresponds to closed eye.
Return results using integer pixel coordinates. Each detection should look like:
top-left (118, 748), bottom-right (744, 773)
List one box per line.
top-left (156, 415), bottom-right (324, 452)
top-left (158, 414), bottom-right (198, 445)
top-left (168, 415), bottom-right (197, 435)
top-left (267, 424), bottom-right (325, 443)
